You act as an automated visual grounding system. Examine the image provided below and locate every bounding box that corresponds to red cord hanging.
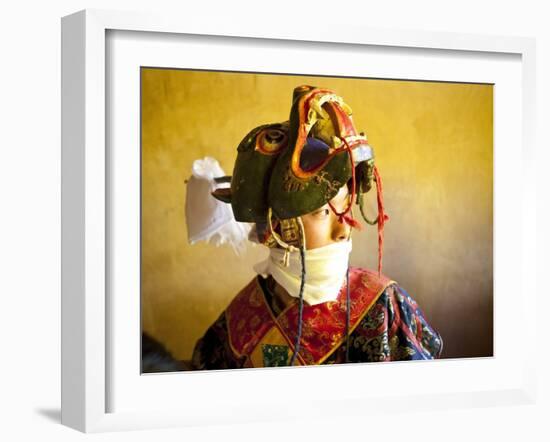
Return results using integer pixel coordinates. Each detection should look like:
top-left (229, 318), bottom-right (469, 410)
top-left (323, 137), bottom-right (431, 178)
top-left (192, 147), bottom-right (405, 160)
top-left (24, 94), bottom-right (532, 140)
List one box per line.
top-left (326, 137), bottom-right (389, 275)
top-left (373, 165), bottom-right (389, 276)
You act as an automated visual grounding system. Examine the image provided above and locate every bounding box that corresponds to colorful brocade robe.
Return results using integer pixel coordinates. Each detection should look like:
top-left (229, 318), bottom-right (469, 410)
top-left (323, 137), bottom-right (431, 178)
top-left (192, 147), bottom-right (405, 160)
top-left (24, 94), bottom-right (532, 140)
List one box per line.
top-left (192, 267), bottom-right (442, 369)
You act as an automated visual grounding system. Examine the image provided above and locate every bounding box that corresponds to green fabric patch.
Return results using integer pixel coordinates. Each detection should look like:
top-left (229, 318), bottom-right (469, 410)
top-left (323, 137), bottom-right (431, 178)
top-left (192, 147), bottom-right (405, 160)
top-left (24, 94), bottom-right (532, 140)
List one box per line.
top-left (261, 344), bottom-right (289, 367)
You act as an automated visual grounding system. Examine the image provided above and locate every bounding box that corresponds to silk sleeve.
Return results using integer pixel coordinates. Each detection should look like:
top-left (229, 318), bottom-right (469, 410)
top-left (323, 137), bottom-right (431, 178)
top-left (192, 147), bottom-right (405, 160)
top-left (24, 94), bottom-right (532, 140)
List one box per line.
top-left (348, 283), bottom-right (443, 362)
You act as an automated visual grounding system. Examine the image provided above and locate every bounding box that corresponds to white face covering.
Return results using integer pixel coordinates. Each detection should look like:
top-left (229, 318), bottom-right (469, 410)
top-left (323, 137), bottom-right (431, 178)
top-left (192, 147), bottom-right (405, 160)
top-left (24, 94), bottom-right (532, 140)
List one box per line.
top-left (253, 240), bottom-right (352, 306)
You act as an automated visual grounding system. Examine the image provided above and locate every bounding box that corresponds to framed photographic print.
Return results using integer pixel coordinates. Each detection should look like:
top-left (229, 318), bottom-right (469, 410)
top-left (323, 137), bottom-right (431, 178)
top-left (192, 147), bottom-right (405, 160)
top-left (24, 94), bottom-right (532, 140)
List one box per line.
top-left (61, 9), bottom-right (537, 433)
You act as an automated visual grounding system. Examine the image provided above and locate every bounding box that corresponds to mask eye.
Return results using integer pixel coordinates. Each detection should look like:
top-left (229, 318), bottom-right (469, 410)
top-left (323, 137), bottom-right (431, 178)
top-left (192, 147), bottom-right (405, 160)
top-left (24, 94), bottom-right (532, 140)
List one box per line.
top-left (255, 127), bottom-right (288, 155)
top-left (299, 137), bottom-right (330, 172)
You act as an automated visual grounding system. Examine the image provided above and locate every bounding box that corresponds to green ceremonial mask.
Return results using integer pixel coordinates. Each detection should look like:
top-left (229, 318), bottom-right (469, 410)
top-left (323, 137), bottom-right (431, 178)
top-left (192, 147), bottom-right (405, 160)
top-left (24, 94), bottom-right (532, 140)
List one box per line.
top-left (213, 85), bottom-right (376, 223)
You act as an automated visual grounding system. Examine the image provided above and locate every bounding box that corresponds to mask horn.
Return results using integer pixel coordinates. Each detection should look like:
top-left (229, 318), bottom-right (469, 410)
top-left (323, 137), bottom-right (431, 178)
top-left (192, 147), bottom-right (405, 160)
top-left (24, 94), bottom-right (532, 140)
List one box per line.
top-left (211, 176), bottom-right (232, 203)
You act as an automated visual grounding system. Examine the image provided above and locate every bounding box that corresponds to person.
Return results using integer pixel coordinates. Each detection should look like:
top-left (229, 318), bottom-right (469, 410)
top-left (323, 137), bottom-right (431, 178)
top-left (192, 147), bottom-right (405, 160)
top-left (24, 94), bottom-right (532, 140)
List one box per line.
top-left (189, 85), bottom-right (442, 369)
top-left (142, 332), bottom-right (189, 373)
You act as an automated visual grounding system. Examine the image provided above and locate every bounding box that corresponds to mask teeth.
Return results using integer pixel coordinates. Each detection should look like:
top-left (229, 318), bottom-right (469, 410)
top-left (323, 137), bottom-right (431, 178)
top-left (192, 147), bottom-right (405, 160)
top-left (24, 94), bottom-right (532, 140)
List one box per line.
top-left (310, 99), bottom-right (329, 120)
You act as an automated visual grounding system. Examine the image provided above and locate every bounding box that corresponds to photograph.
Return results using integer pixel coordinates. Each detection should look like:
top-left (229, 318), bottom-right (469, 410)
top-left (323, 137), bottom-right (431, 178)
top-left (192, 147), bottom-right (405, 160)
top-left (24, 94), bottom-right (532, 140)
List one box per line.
top-left (1, 0), bottom-right (539, 438)
top-left (140, 69), bottom-right (493, 372)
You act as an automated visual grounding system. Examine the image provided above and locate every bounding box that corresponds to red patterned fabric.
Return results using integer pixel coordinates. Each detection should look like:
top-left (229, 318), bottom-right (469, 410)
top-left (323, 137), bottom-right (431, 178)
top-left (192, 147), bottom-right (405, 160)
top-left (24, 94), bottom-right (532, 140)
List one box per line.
top-left (225, 279), bottom-right (277, 357)
top-left (225, 267), bottom-right (392, 365)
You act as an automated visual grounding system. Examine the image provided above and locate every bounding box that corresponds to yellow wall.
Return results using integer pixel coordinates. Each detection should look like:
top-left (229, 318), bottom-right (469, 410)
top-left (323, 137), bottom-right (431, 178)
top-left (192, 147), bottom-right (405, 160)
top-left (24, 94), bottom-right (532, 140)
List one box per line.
top-left (141, 69), bottom-right (493, 361)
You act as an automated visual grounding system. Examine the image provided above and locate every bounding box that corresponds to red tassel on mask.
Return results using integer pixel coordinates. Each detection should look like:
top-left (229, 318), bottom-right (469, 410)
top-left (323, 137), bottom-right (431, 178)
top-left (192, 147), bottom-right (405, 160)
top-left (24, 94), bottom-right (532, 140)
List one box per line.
top-left (341, 214), bottom-right (362, 230)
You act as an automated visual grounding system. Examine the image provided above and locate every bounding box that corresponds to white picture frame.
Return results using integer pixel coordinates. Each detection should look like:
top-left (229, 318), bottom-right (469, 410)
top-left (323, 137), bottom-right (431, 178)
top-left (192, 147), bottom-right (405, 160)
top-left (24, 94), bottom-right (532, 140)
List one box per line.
top-left (61, 9), bottom-right (537, 433)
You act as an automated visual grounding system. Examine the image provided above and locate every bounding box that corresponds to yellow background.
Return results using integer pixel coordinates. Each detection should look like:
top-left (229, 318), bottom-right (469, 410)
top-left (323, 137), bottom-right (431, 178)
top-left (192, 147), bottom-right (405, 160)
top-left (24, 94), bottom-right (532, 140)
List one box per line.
top-left (141, 69), bottom-right (493, 362)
